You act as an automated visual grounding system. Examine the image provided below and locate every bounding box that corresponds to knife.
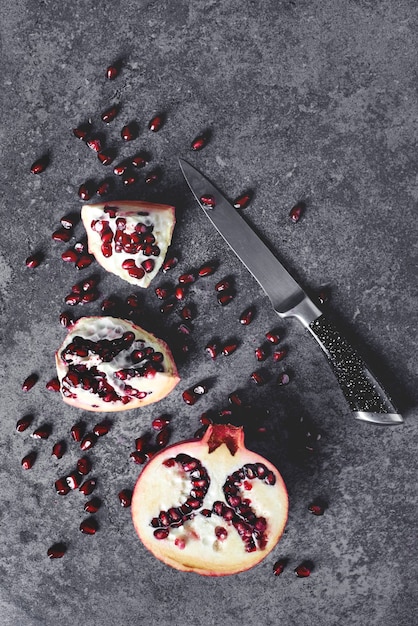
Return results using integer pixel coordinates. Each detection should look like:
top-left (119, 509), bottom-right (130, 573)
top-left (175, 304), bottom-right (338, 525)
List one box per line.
top-left (179, 158), bottom-right (403, 425)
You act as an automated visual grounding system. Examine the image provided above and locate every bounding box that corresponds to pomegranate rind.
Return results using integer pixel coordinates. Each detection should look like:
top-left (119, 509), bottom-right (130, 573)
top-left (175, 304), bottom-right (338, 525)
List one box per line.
top-left (131, 425), bottom-right (288, 576)
top-left (81, 201), bottom-right (176, 287)
top-left (55, 316), bottom-right (180, 412)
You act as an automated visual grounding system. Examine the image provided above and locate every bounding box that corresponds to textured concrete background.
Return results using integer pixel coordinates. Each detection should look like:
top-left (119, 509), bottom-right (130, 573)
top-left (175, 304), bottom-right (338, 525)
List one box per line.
top-left (0, 0), bottom-right (417, 624)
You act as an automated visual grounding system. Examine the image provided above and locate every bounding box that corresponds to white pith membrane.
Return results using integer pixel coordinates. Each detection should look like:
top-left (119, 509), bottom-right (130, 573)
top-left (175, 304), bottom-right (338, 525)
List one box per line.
top-left (55, 316), bottom-right (180, 412)
top-left (81, 201), bottom-right (176, 287)
top-left (131, 425), bottom-right (288, 576)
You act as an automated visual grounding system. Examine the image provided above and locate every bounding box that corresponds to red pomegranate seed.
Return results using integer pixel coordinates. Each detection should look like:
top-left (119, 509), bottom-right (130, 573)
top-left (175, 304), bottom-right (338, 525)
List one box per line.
top-left (200, 194), bottom-right (216, 208)
top-left (200, 412), bottom-right (213, 426)
top-left (132, 154), bottom-right (148, 168)
top-left (277, 372), bottom-right (290, 386)
top-left (289, 202), bottom-right (304, 223)
top-left (121, 123), bottom-right (137, 141)
top-left (52, 228), bottom-right (72, 243)
top-left (77, 457), bottom-right (92, 475)
top-left (98, 152), bottom-right (114, 166)
top-left (175, 285), bottom-right (187, 300)
top-left (255, 347), bottom-right (267, 361)
top-left (155, 287), bottom-right (170, 299)
top-left (130, 451), bottom-right (146, 464)
top-left (55, 477), bottom-right (71, 495)
top-left (215, 278), bottom-right (230, 292)
top-left (142, 259), bottom-right (155, 273)
top-left (70, 422), bottom-right (85, 442)
top-left (221, 343), bottom-right (238, 356)
top-left (78, 183), bottom-right (94, 201)
top-left (182, 389), bottom-right (197, 405)
top-left (126, 294), bottom-right (140, 309)
top-left (93, 420), bottom-right (112, 436)
top-left (61, 249), bottom-right (78, 263)
top-left (84, 497), bottom-right (101, 513)
top-left (79, 478), bottom-right (97, 496)
top-left (118, 489), bottom-right (133, 507)
top-left (73, 122), bottom-right (91, 140)
top-left (233, 192), bottom-right (252, 210)
top-left (180, 306), bottom-right (193, 321)
top-left (47, 543), bottom-right (66, 559)
top-left (22, 373), bottom-right (38, 392)
top-left (217, 293), bottom-right (234, 306)
top-left (79, 517), bottom-right (98, 535)
top-left (308, 502), bottom-right (325, 516)
top-left (178, 272), bottom-right (195, 284)
top-left (60, 214), bottom-right (78, 229)
top-left (96, 180), bottom-right (111, 196)
top-left (21, 451), bottom-right (36, 470)
top-left (190, 133), bottom-right (209, 151)
top-left (239, 307), bottom-right (255, 325)
top-left (30, 155), bottom-right (49, 174)
top-left (265, 331), bottom-right (280, 344)
top-left (215, 526), bottom-right (228, 541)
top-left (59, 312), bottom-right (75, 328)
top-left (80, 433), bottom-right (98, 451)
top-left (113, 162), bottom-right (128, 176)
top-left (250, 371), bottom-right (265, 385)
top-left (145, 169), bottom-right (160, 185)
top-left (160, 301), bottom-right (175, 314)
top-left (273, 348), bottom-right (287, 362)
top-left (52, 441), bottom-right (66, 459)
top-left (100, 298), bottom-right (117, 312)
top-left (162, 257), bottom-right (178, 272)
top-left (156, 427), bottom-right (170, 448)
top-left (193, 384), bottom-right (207, 396)
top-left (294, 561), bottom-right (313, 578)
top-left (152, 416), bottom-right (170, 431)
top-left (75, 254), bottom-right (94, 270)
top-left (135, 435), bottom-right (150, 452)
top-left (16, 415), bottom-right (33, 432)
top-left (148, 114), bottom-right (164, 132)
top-left (154, 528), bottom-right (169, 540)
top-left (106, 64), bottom-right (119, 80)
top-left (81, 291), bottom-right (99, 304)
top-left (25, 253), bottom-right (42, 268)
top-left (101, 105), bottom-right (119, 124)
top-left (273, 559), bottom-right (287, 576)
top-left (123, 174), bottom-right (137, 186)
top-left (46, 377), bottom-right (60, 392)
top-left (86, 137), bottom-right (101, 152)
top-left (65, 293), bottom-right (80, 306)
top-left (198, 263), bottom-right (216, 277)
top-left (65, 472), bottom-right (82, 490)
top-left (228, 391), bottom-right (242, 406)
top-left (32, 426), bottom-right (51, 440)
top-left (205, 343), bottom-right (219, 359)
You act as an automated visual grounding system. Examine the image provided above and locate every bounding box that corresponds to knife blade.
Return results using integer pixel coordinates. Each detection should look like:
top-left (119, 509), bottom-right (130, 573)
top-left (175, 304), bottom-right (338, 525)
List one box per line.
top-left (179, 158), bottom-right (403, 425)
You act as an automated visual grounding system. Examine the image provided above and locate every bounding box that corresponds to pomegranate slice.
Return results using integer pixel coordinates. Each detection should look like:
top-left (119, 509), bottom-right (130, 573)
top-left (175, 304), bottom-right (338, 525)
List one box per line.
top-left (55, 316), bottom-right (180, 412)
top-left (81, 201), bottom-right (175, 288)
top-left (131, 423), bottom-right (288, 576)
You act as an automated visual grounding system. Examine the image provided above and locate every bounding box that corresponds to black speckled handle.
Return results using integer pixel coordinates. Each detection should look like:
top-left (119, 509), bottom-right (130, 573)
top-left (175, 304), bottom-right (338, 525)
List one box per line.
top-left (308, 315), bottom-right (402, 424)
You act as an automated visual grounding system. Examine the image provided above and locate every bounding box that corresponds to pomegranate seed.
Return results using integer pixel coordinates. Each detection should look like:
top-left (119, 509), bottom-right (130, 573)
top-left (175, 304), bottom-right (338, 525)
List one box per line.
top-left (266, 331), bottom-right (280, 344)
top-left (155, 287), bottom-right (170, 299)
top-left (74, 239), bottom-right (87, 253)
top-left (52, 441), bottom-right (66, 459)
top-left (16, 415), bottom-right (33, 432)
top-left (130, 451), bottom-right (146, 464)
top-left (79, 517), bottom-right (98, 535)
top-left (93, 420), bottom-right (112, 436)
top-left (178, 272), bottom-right (195, 284)
top-left (135, 435), bottom-right (150, 452)
top-left (308, 502), bottom-right (325, 516)
top-left (123, 174), bottom-right (137, 186)
top-left (215, 526), bottom-right (228, 541)
top-left (289, 202), bottom-right (304, 223)
top-left (277, 372), bottom-right (290, 386)
top-left (84, 497), bottom-right (101, 513)
top-left (80, 433), bottom-right (98, 451)
top-left (160, 301), bottom-right (175, 314)
top-left (148, 114), bottom-right (164, 132)
top-left (75, 254), bottom-right (94, 270)
top-left (200, 194), bottom-right (216, 208)
top-left (154, 528), bottom-right (169, 540)
top-left (78, 183), bottom-right (94, 201)
top-left (70, 422), bottom-right (85, 442)
top-left (215, 278), bottom-right (230, 292)
top-left (101, 243), bottom-right (113, 258)
top-left (113, 162), bottom-right (128, 176)
top-left (47, 543), bottom-right (66, 559)
top-left (32, 426), bottom-right (51, 440)
top-left (233, 192), bottom-right (252, 210)
top-left (101, 298), bottom-right (117, 312)
top-left (142, 259), bottom-right (155, 273)
top-left (180, 306), bottom-right (193, 321)
top-left (121, 123), bottom-right (137, 141)
top-left (217, 293), bottom-right (234, 306)
top-left (21, 451), bottom-right (36, 470)
top-left (22, 373), bottom-right (38, 392)
top-left (190, 133), bottom-right (209, 151)
top-left (74, 459), bottom-right (91, 477)
top-left (64, 293), bottom-right (80, 306)
top-left (73, 122), bottom-right (91, 140)
top-left (25, 253), bottom-right (42, 268)
top-left (46, 377), bottom-right (60, 392)
top-left (177, 323), bottom-right (191, 336)
top-left (273, 559), bottom-right (287, 576)
top-left (61, 249), bottom-right (78, 263)
top-left (52, 228), bottom-right (72, 243)
top-left (198, 263), bottom-right (216, 277)
top-left (98, 152), bottom-right (114, 166)
top-left (152, 416), bottom-right (170, 431)
top-left (255, 347), bottom-right (267, 361)
top-left (182, 389), bottom-right (198, 405)
top-left (250, 371), bottom-right (265, 385)
top-left (126, 294), bottom-right (140, 309)
top-left (55, 477), bottom-right (71, 495)
top-left (228, 391), bottom-right (242, 406)
top-left (317, 287), bottom-right (330, 305)
top-left (221, 343), bottom-right (238, 356)
top-left (273, 348), bottom-right (287, 362)
top-left (79, 478), bottom-right (97, 496)
top-left (86, 137), bottom-right (102, 152)
top-left (193, 384), bottom-right (207, 396)
top-left (200, 412), bottom-right (214, 426)
top-left (132, 154), bottom-right (148, 168)
top-left (118, 489), bottom-right (133, 507)
top-left (106, 64), bottom-right (119, 80)
top-left (59, 312), bottom-right (75, 328)
top-left (60, 214), bottom-right (78, 229)
top-left (96, 180), bottom-right (111, 196)
top-left (80, 291), bottom-right (99, 304)
top-left (101, 105), bottom-right (119, 124)
top-left (294, 561), bottom-right (313, 578)
top-left (175, 285), bottom-right (187, 300)
top-left (162, 257), bottom-right (178, 272)
top-left (66, 473), bottom-right (82, 490)
top-left (156, 427), bottom-right (170, 449)
top-left (30, 155), bottom-right (49, 174)
top-left (240, 307), bottom-right (255, 325)
top-left (145, 169), bottom-right (160, 185)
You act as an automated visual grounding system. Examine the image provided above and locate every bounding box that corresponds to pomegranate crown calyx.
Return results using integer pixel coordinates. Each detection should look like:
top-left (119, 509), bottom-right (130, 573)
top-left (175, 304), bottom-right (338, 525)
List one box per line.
top-left (202, 423), bottom-right (244, 456)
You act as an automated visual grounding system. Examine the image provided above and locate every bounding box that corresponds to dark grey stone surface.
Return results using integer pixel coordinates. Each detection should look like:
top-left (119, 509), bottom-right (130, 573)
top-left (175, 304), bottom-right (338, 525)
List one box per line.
top-left (1, 0), bottom-right (417, 624)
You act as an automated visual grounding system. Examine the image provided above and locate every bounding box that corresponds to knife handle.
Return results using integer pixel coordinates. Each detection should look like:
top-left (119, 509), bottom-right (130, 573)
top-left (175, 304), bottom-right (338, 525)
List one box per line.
top-left (307, 314), bottom-right (402, 424)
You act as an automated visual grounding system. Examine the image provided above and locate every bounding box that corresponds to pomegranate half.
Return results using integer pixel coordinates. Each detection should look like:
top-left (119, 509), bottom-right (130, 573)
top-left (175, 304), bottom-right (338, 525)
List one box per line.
top-left (81, 201), bottom-right (175, 287)
top-left (55, 316), bottom-right (180, 412)
top-left (131, 424), bottom-right (288, 576)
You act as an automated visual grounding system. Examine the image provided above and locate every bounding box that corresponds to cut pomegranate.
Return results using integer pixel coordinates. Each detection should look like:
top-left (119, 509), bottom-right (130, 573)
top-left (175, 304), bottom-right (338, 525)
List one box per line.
top-left (47, 543), bottom-right (66, 559)
top-left (81, 201), bottom-right (175, 288)
top-left (131, 423), bottom-right (288, 576)
top-left (22, 373), bottom-right (38, 392)
top-left (56, 316), bottom-right (179, 412)
top-left (119, 489), bottom-right (133, 507)
top-left (30, 155), bottom-right (49, 174)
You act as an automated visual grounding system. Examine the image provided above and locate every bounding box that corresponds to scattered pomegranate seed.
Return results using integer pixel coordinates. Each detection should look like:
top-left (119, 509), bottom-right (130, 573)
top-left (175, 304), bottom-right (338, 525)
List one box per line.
top-left (142, 259), bottom-right (155, 273)
top-left (308, 502), bottom-right (325, 516)
top-left (180, 306), bottom-right (193, 321)
top-left (123, 174), bottom-right (137, 186)
top-left (156, 427), bottom-right (170, 448)
top-left (155, 287), bottom-right (170, 299)
top-left (121, 123), bottom-right (137, 141)
top-left (52, 441), bottom-right (66, 459)
top-left (175, 285), bottom-right (187, 300)
top-left (190, 132), bottom-right (209, 151)
top-left (273, 348), bottom-right (287, 362)
top-left (200, 194), bottom-right (216, 208)
top-left (228, 391), bottom-right (242, 406)
top-left (77, 457), bottom-right (92, 475)
top-left (125, 294), bottom-right (140, 308)
top-left (255, 347), bottom-right (267, 361)
top-left (152, 416), bottom-right (170, 431)
top-left (205, 343), bottom-right (219, 359)
top-left (65, 293), bottom-right (80, 306)
top-left (217, 293), bottom-right (234, 306)
top-left (101, 298), bottom-right (117, 312)
top-left (80, 433), bottom-right (98, 451)
top-left (200, 412), bottom-right (214, 426)
top-left (75, 254), bottom-right (94, 270)
top-left (87, 137), bottom-right (102, 153)
top-left (273, 559), bottom-right (287, 576)
top-left (250, 371), bottom-right (265, 385)
top-left (130, 451), bottom-right (146, 464)
top-left (46, 377), bottom-right (60, 392)
top-left (61, 249), bottom-right (78, 263)
top-left (66, 473), bottom-right (82, 490)
top-left (106, 64), bottom-right (119, 80)
top-left (52, 228), bottom-right (72, 243)
top-left (98, 152), bottom-right (114, 166)
top-left (289, 202), bottom-right (305, 223)
top-left (70, 422), bottom-right (85, 442)
top-left (233, 192), bottom-right (252, 210)
top-left (22, 373), bottom-right (38, 392)
top-left (135, 435), bottom-right (150, 452)
top-left (32, 426), bottom-right (51, 440)
top-left (118, 489), bottom-right (133, 507)
top-left (78, 183), bottom-right (94, 201)
top-left (215, 278), bottom-right (230, 292)
top-left (145, 169), bottom-right (161, 185)
top-left (240, 307), bottom-right (255, 325)
top-left (182, 389), bottom-right (197, 405)
top-left (47, 543), bottom-right (66, 559)
top-left (59, 311), bottom-right (75, 328)
top-left (79, 517), bottom-right (98, 535)
top-left (221, 343), bottom-right (238, 356)
top-left (198, 263), bottom-right (216, 277)
top-left (132, 154), bottom-right (148, 168)
top-left (73, 122), bottom-right (91, 140)
top-left (96, 180), bottom-right (111, 196)
top-left (294, 561), bottom-right (313, 578)
top-left (79, 478), bottom-right (97, 496)
top-left (162, 257), bottom-right (178, 272)
top-left (84, 497), bottom-right (101, 513)
top-left (160, 301), bottom-right (175, 314)
top-left (265, 331), bottom-right (280, 344)
top-left (113, 162), bottom-right (128, 176)
top-left (101, 105), bottom-right (119, 124)
top-left (25, 253), bottom-right (42, 268)
top-left (16, 415), bottom-right (33, 432)
top-left (21, 451), bottom-right (36, 470)
top-left (55, 477), bottom-right (71, 495)
top-left (30, 155), bottom-right (49, 174)
top-left (148, 114), bottom-right (164, 132)
top-left (93, 420), bottom-right (112, 437)
top-left (277, 372), bottom-right (290, 386)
